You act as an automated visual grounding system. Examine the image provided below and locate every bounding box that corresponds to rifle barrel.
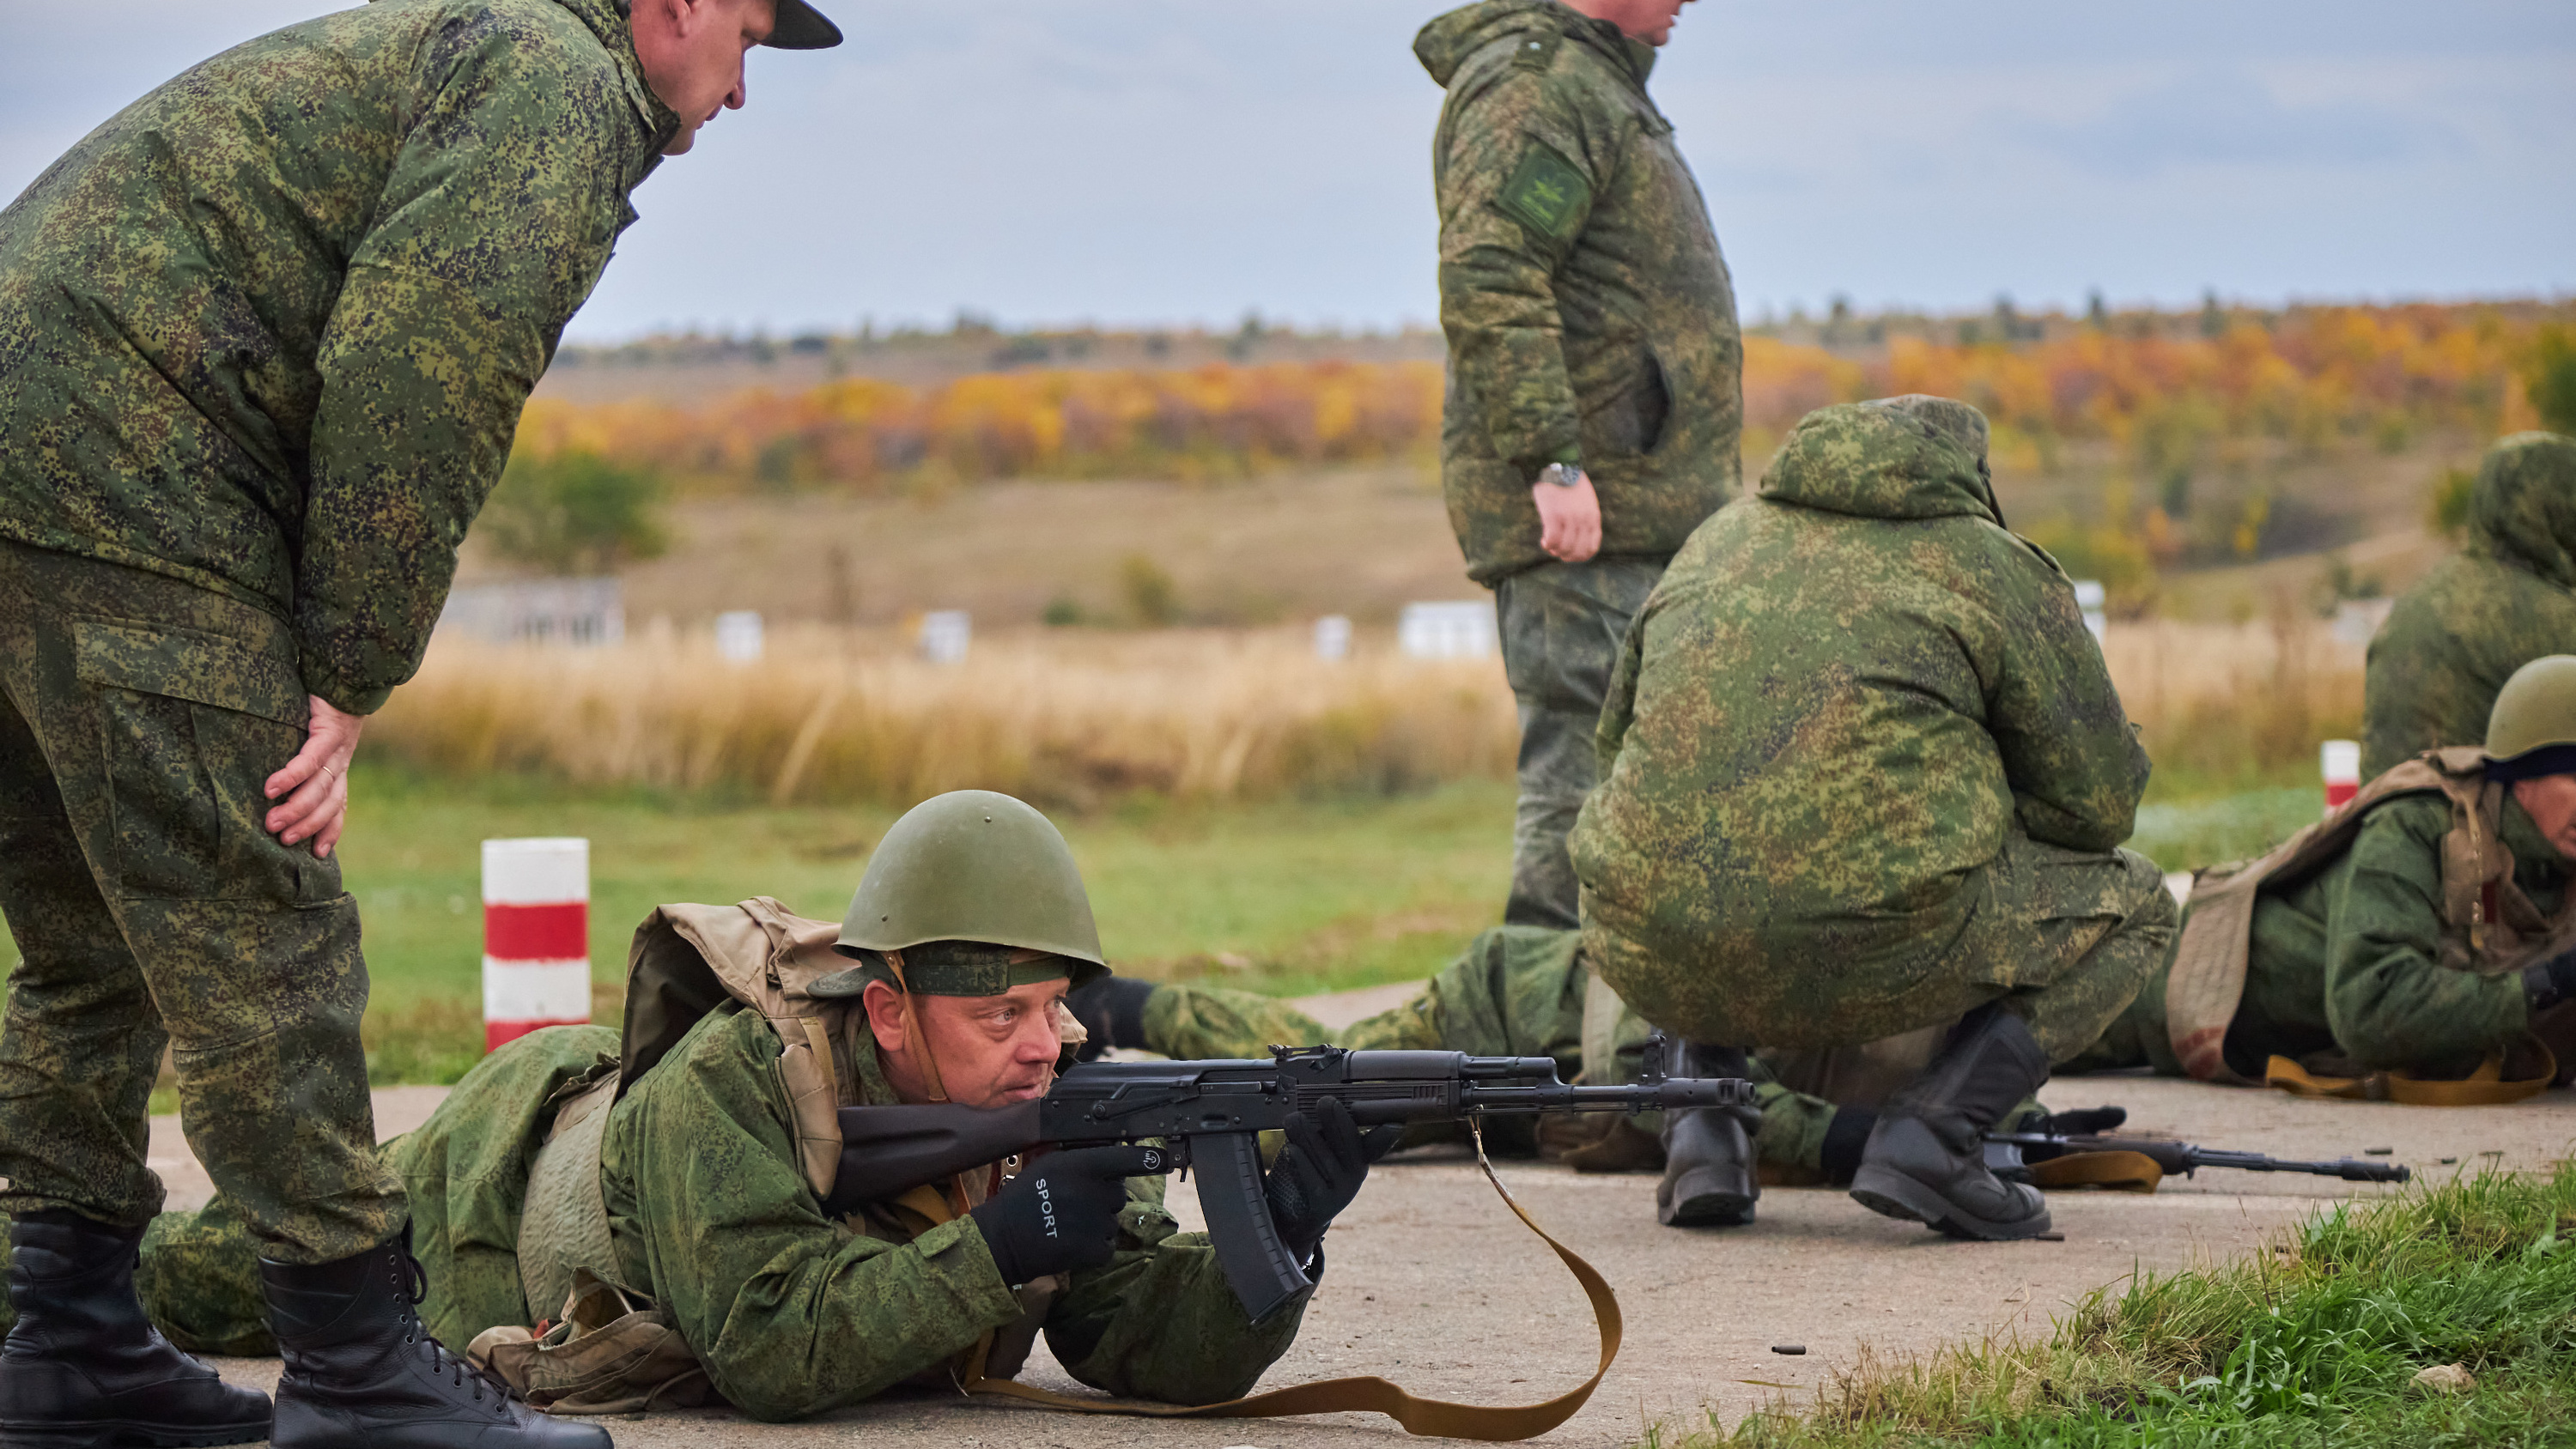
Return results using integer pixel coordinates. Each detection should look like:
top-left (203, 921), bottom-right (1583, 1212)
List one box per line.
top-left (1984, 1134), bottom-right (2412, 1185)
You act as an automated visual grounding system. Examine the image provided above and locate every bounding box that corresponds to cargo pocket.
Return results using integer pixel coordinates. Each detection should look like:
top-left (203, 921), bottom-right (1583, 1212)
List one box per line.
top-left (73, 618), bottom-right (320, 904)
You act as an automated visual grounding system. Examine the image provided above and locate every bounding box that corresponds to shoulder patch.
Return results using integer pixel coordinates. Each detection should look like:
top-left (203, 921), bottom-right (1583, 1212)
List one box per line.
top-left (1495, 139), bottom-right (1591, 244)
top-left (1510, 29), bottom-right (1564, 72)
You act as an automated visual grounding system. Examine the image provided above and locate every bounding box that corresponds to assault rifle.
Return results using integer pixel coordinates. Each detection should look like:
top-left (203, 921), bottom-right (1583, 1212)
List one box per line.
top-left (833, 1043), bottom-right (1756, 1319)
top-left (1984, 1131), bottom-right (2412, 1185)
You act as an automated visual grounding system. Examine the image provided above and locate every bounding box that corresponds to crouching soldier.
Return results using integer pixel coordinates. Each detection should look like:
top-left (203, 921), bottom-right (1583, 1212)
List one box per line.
top-left (2362, 432), bottom-right (2576, 777)
top-left (2071, 655), bottom-right (2576, 1094)
top-left (1565, 397), bottom-right (2178, 1240)
top-left (2, 792), bottom-right (1368, 1422)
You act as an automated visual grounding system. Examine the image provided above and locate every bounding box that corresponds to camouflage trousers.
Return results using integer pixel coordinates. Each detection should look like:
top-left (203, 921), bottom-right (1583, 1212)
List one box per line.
top-left (1140, 925), bottom-right (1847, 1172)
top-left (1494, 557), bottom-right (1668, 931)
top-left (1587, 828), bottom-right (2178, 1064)
top-left (0, 542), bottom-right (402, 1262)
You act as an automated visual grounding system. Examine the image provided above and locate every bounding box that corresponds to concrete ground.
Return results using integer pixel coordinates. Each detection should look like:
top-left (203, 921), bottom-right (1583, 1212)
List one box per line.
top-left (157, 984), bottom-right (2575, 1449)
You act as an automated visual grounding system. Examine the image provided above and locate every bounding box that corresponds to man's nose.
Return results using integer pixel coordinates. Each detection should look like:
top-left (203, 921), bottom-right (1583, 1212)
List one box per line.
top-left (726, 69), bottom-right (748, 111)
top-left (1018, 1019), bottom-right (1064, 1061)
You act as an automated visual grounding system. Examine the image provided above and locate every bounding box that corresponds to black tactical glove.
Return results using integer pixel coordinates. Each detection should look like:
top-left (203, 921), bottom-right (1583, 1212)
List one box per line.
top-left (2524, 949), bottom-right (2576, 1014)
top-left (1263, 1098), bottom-right (1403, 1263)
top-left (968, 1143), bottom-right (1169, 1286)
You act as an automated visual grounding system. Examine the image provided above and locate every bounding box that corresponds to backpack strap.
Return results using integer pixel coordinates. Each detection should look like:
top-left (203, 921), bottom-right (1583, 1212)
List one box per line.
top-left (2164, 753), bottom-right (2477, 1083)
top-left (621, 899), bottom-right (867, 1198)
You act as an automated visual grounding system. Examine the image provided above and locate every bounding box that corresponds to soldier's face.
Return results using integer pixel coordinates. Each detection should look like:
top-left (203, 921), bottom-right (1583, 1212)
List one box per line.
top-left (2512, 774), bottom-right (2576, 860)
top-left (867, 978), bottom-right (1073, 1108)
top-left (634, 0), bottom-right (778, 155)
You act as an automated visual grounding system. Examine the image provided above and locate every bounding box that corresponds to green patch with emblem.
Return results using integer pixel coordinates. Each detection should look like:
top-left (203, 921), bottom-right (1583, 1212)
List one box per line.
top-left (1495, 140), bottom-right (1590, 245)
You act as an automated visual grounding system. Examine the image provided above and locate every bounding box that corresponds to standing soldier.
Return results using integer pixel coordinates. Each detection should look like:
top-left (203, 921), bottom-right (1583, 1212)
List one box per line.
top-left (2361, 432), bottom-right (2576, 776)
top-left (0, 2), bottom-right (840, 1445)
top-left (1413, 0), bottom-right (1742, 1218)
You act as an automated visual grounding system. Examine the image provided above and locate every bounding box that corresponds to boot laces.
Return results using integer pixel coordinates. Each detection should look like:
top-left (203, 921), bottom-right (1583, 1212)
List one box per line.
top-left (388, 1247), bottom-right (517, 1411)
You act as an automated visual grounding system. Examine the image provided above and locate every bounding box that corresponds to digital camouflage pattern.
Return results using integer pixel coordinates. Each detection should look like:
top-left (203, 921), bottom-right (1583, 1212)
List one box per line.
top-left (1139, 926), bottom-right (1848, 1173)
top-left (1417, 0), bottom-right (1741, 585)
top-left (0, 542), bottom-right (402, 1263)
top-left (602, 1006), bottom-right (1302, 1419)
top-left (1569, 399), bottom-right (2170, 1058)
top-left (2069, 792), bottom-right (2549, 1080)
top-left (1, 1016), bottom-right (1302, 1418)
top-left (1496, 556), bottom-right (1668, 929)
top-left (2361, 433), bottom-right (2576, 776)
top-left (0, 0), bottom-right (677, 715)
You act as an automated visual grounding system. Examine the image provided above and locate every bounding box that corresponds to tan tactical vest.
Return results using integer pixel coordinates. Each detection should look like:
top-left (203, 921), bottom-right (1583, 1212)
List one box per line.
top-left (2165, 747), bottom-right (2575, 1088)
top-left (487, 899), bottom-right (1082, 1410)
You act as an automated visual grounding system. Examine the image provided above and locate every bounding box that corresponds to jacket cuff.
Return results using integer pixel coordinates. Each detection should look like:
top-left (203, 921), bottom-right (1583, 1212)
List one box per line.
top-left (921, 1214), bottom-right (1036, 1324)
top-left (296, 660), bottom-right (391, 718)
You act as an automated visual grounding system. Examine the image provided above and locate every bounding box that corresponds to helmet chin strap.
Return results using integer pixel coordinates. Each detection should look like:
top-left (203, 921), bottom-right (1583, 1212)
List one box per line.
top-left (884, 949), bottom-right (975, 1216)
top-left (883, 949), bottom-right (952, 1105)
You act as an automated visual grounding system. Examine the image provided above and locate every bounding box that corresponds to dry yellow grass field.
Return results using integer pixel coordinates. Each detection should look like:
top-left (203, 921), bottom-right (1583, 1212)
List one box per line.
top-left (374, 624), bottom-right (1521, 809)
top-left (371, 610), bottom-right (2361, 809)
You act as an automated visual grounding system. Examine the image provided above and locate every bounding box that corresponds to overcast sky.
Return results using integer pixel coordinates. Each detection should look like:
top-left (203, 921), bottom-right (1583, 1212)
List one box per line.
top-left (3, 1), bottom-right (2569, 341)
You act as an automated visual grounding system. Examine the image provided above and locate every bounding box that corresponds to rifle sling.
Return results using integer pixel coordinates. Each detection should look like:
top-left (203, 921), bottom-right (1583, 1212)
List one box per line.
top-left (2026, 1150), bottom-right (2164, 1193)
top-left (951, 1122), bottom-right (1620, 1441)
top-left (2263, 1046), bottom-right (2555, 1106)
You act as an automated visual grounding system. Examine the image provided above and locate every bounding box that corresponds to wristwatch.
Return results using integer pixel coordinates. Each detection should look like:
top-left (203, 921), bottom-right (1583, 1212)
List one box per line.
top-left (1537, 462), bottom-right (1587, 489)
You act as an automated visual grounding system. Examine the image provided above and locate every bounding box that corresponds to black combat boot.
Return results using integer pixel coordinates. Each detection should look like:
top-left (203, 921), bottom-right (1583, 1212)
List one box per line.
top-left (0, 1209), bottom-right (271, 1448)
top-left (258, 1229), bottom-right (609, 1449)
top-left (1656, 1042), bottom-right (1759, 1227)
top-left (1849, 1004), bottom-right (2053, 1240)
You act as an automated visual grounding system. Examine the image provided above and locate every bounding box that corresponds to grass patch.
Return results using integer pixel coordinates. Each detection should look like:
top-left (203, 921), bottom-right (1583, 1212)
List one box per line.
top-left (4, 769), bottom-right (2356, 1086)
top-left (2127, 785), bottom-right (2321, 875)
top-left (187, 767), bottom-right (1508, 1082)
top-left (1653, 1165), bottom-right (2576, 1448)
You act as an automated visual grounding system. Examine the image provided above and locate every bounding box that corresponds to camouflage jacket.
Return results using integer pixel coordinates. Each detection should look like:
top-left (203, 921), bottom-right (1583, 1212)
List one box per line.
top-left (1570, 401), bottom-right (2148, 977)
top-left (598, 1004), bottom-right (1305, 1422)
top-left (1416, 0), bottom-right (1741, 584)
top-left (2224, 792), bottom-right (2549, 1077)
top-left (0, 0), bottom-right (676, 714)
top-left (2361, 433), bottom-right (2576, 776)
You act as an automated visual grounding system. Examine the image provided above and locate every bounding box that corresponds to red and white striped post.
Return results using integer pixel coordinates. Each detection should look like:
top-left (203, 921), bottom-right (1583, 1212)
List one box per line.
top-left (2321, 739), bottom-right (2362, 816)
top-left (481, 837), bottom-right (591, 1052)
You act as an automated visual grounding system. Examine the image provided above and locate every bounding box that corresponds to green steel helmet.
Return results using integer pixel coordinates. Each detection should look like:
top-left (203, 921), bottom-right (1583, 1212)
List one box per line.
top-left (2486, 655), bottom-right (2576, 767)
top-left (822, 791), bottom-right (1108, 997)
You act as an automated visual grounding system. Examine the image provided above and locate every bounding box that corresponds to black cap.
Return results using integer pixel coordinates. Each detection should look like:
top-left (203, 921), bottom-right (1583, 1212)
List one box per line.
top-left (766, 0), bottom-right (841, 49)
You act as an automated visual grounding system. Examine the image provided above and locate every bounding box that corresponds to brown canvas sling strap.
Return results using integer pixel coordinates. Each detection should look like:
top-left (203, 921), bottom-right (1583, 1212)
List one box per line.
top-left (2262, 1042), bottom-right (2557, 1106)
top-left (2027, 1150), bottom-right (2166, 1193)
top-left (944, 1123), bottom-right (1621, 1441)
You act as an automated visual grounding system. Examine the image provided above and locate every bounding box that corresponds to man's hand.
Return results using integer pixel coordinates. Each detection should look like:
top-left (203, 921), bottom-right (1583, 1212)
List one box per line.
top-left (1263, 1097), bottom-right (1403, 1262)
top-left (264, 694), bottom-right (367, 859)
top-left (1533, 471), bottom-right (1602, 562)
top-left (968, 1143), bottom-right (1169, 1285)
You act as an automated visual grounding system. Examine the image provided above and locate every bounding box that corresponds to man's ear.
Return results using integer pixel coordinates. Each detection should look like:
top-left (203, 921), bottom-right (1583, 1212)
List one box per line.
top-left (860, 979), bottom-right (910, 1054)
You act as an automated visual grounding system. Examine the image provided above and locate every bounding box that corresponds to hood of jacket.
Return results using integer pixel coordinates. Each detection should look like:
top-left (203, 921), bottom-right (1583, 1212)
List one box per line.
top-left (2467, 431), bottom-right (2576, 590)
top-left (1415, 0), bottom-right (1655, 90)
top-left (1757, 399), bottom-right (2002, 524)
